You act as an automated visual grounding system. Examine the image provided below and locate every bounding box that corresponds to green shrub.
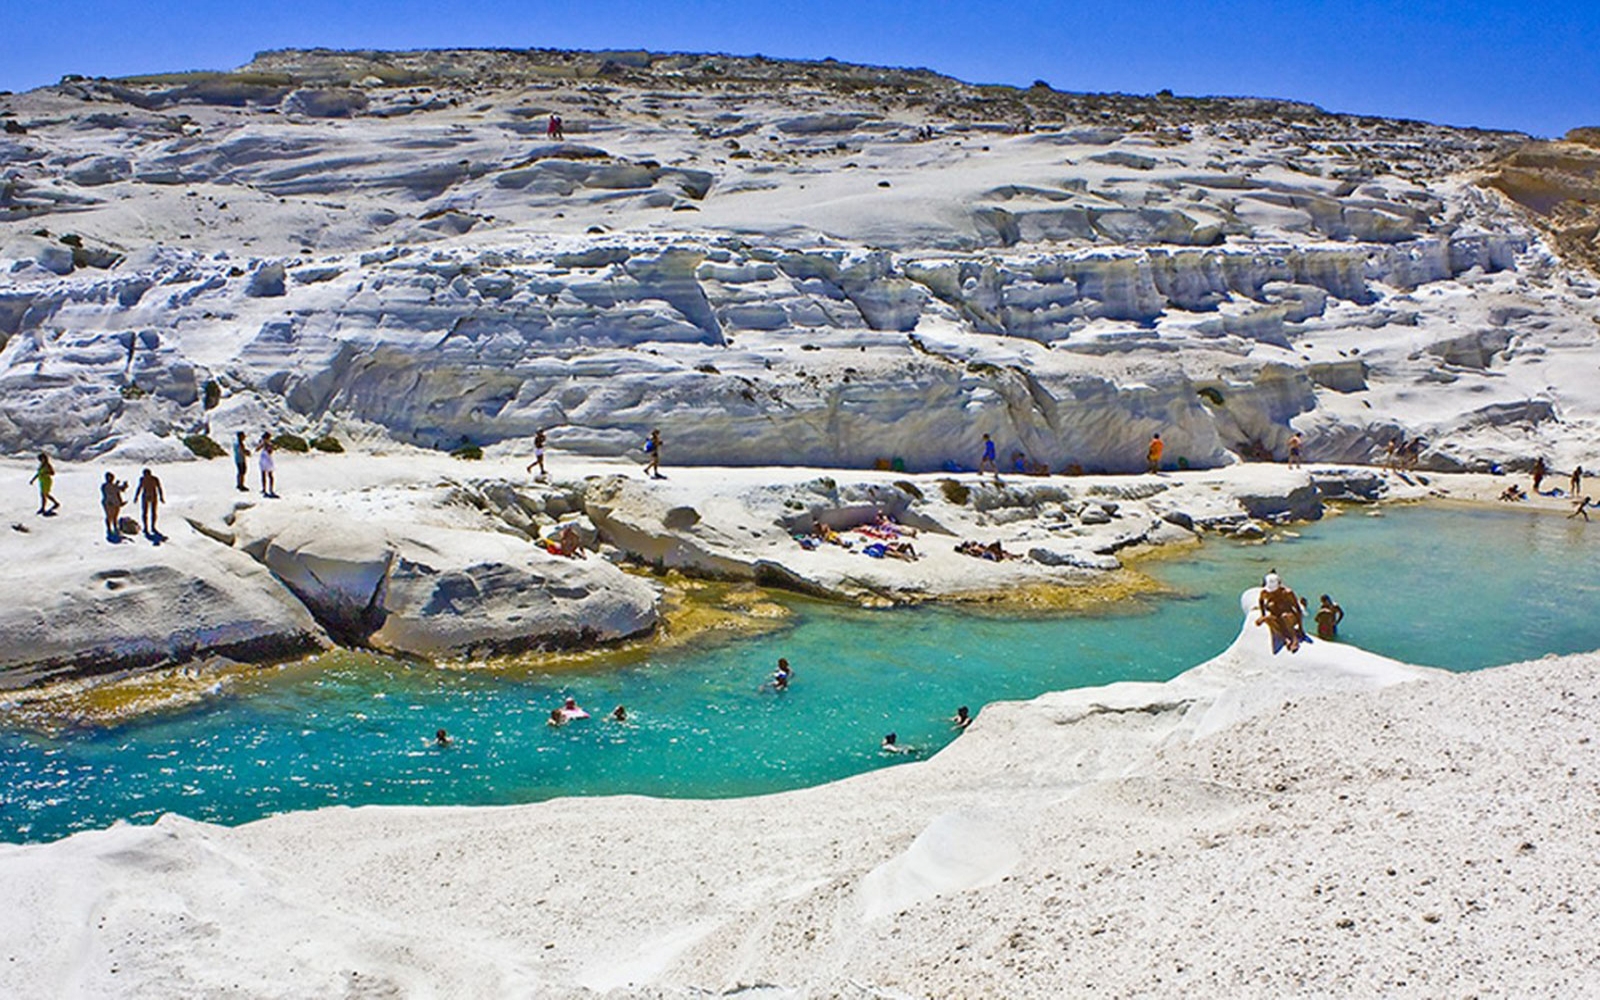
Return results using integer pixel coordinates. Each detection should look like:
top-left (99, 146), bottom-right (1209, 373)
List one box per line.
top-left (893, 480), bottom-right (924, 501)
top-left (183, 433), bottom-right (226, 459)
top-left (120, 385), bottom-right (147, 399)
top-left (203, 379), bottom-right (221, 410)
top-left (272, 433), bottom-right (310, 453)
top-left (938, 478), bottom-right (971, 505)
top-left (450, 443), bottom-right (483, 461)
top-left (311, 435), bottom-right (344, 453)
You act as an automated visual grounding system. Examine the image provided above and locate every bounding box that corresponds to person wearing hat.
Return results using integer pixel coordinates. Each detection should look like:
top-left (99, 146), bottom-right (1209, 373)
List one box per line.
top-left (1256, 569), bottom-right (1304, 653)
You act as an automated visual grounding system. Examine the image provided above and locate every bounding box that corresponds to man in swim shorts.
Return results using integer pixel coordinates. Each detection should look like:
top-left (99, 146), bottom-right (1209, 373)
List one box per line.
top-left (1314, 594), bottom-right (1344, 640)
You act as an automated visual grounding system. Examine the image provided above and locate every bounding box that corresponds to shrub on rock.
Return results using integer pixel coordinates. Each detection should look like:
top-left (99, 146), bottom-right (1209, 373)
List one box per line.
top-left (184, 433), bottom-right (226, 459)
top-left (311, 435), bottom-right (344, 453)
top-left (273, 433), bottom-right (310, 453)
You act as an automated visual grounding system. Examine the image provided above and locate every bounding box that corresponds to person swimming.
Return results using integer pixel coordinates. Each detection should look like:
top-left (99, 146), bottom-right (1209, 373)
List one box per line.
top-left (559, 697), bottom-right (590, 721)
top-left (547, 708), bottom-right (566, 728)
top-left (435, 728), bottom-right (451, 748)
top-left (611, 705), bottom-right (628, 722)
top-left (769, 657), bottom-right (792, 692)
top-left (951, 706), bottom-right (972, 730)
top-left (881, 732), bottom-right (917, 754)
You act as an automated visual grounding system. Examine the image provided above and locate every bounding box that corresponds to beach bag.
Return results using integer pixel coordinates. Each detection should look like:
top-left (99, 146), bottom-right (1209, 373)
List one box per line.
top-left (644, 438), bottom-right (655, 453)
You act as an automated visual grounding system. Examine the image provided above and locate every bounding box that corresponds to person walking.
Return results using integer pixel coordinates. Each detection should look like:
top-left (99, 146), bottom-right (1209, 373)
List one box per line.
top-left (29, 452), bottom-right (60, 516)
top-left (233, 431), bottom-right (250, 492)
top-left (978, 433), bottom-right (999, 479)
top-left (526, 428), bottom-right (548, 480)
top-left (132, 467), bottom-right (165, 536)
top-left (646, 428), bottom-right (663, 479)
top-left (1146, 433), bottom-right (1164, 474)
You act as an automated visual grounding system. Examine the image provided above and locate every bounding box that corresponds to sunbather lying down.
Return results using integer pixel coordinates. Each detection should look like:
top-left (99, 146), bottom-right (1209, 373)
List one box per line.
top-left (863, 540), bottom-right (918, 561)
top-left (956, 539), bottom-right (1010, 561)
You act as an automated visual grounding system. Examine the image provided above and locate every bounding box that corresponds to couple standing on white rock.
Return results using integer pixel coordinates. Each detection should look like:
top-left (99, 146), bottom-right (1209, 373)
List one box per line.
top-left (233, 431), bottom-right (279, 497)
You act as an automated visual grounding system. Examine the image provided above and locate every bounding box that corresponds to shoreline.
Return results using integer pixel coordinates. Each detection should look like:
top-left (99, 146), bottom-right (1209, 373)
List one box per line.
top-left (3, 595), bottom-right (1595, 995)
top-left (0, 450), bottom-right (1580, 719)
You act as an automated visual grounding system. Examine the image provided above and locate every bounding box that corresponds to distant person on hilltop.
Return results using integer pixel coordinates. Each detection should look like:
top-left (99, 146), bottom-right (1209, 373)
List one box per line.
top-left (132, 468), bottom-right (164, 537)
top-left (1147, 433), bottom-right (1164, 474)
top-left (547, 113), bottom-right (564, 140)
top-left (100, 471), bottom-right (128, 541)
top-left (233, 431), bottom-right (250, 492)
top-left (29, 452), bottom-right (60, 516)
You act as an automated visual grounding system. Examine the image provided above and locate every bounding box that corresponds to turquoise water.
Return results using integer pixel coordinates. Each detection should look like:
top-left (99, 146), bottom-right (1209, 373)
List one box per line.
top-left (2, 504), bottom-right (1597, 844)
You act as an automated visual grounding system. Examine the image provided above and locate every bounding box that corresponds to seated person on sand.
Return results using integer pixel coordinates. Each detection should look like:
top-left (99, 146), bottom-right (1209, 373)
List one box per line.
top-left (1499, 484), bottom-right (1527, 502)
top-left (881, 732), bottom-right (918, 754)
top-left (556, 523), bottom-right (587, 559)
top-left (1256, 571), bottom-right (1304, 653)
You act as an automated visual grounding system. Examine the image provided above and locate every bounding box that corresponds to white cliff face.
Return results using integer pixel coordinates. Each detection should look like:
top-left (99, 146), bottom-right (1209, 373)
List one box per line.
top-left (2, 49), bottom-right (1598, 479)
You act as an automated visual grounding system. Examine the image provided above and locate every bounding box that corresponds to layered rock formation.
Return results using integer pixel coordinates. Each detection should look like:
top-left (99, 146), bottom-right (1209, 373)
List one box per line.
top-left (3, 48), bottom-right (1597, 478)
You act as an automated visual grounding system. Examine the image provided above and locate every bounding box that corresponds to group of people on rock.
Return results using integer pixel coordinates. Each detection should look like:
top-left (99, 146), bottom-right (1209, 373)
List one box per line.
top-left (1498, 458), bottom-right (1593, 520)
top-left (1255, 569), bottom-right (1343, 654)
top-left (25, 429), bottom-right (285, 544)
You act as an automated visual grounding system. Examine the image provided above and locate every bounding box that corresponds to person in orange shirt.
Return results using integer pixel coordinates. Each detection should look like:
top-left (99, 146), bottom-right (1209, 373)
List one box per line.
top-left (1146, 433), bottom-right (1164, 474)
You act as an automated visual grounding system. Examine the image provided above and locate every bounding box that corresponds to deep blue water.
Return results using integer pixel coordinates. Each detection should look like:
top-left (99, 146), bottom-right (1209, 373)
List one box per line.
top-left (2, 504), bottom-right (1597, 844)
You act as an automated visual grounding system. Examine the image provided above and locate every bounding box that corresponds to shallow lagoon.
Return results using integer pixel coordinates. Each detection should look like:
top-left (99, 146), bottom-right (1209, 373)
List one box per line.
top-left (3, 503), bottom-right (1597, 844)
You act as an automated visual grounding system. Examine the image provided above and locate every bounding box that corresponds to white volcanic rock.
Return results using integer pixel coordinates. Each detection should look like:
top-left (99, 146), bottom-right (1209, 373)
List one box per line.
top-left (0, 463), bottom-right (327, 687)
top-left (219, 479), bottom-right (658, 656)
top-left (2, 51), bottom-right (1597, 480)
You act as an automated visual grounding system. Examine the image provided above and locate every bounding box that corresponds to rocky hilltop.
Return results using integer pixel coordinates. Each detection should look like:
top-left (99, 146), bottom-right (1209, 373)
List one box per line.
top-left (2, 48), bottom-right (1596, 473)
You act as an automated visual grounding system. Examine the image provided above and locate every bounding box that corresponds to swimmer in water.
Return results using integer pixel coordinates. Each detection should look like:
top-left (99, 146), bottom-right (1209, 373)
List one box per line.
top-left (548, 708), bottom-right (566, 728)
top-left (951, 706), bottom-right (972, 730)
top-left (881, 732), bottom-right (918, 754)
top-left (435, 729), bottom-right (451, 748)
top-left (611, 705), bottom-right (627, 722)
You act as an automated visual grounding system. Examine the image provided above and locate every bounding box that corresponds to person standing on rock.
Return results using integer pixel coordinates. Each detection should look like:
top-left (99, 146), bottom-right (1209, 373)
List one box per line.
top-left (132, 468), bottom-right (164, 537)
top-left (1570, 465), bottom-right (1585, 498)
top-left (979, 433), bottom-right (999, 479)
top-left (1146, 433), bottom-right (1164, 474)
top-left (233, 431), bottom-right (250, 492)
top-left (100, 471), bottom-right (128, 541)
top-left (1287, 433), bottom-right (1303, 469)
top-left (526, 428), bottom-right (548, 480)
top-left (547, 113), bottom-right (564, 141)
top-left (1314, 594), bottom-right (1344, 640)
top-left (29, 452), bottom-right (60, 516)
top-left (646, 428), bottom-right (663, 479)
top-left (1532, 456), bottom-right (1547, 494)
top-left (258, 432), bottom-right (277, 497)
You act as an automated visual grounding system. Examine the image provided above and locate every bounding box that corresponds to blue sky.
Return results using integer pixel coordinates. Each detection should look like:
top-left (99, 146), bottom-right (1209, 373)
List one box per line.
top-left (3, 0), bottom-right (1594, 137)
